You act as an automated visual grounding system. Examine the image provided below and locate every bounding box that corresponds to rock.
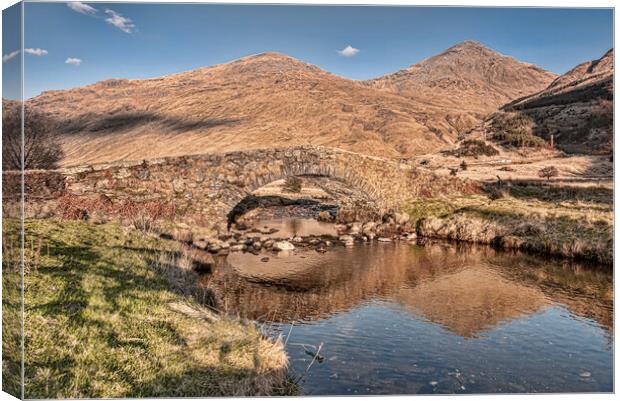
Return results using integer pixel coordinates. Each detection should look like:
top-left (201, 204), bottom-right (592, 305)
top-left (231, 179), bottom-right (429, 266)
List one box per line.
top-left (377, 237), bottom-right (392, 242)
top-left (308, 238), bottom-right (320, 245)
top-left (263, 239), bottom-right (274, 249)
top-left (394, 212), bottom-right (410, 225)
top-left (335, 224), bottom-right (348, 235)
top-left (230, 244), bottom-right (245, 252)
top-left (366, 232), bottom-right (375, 240)
top-left (348, 222), bottom-right (362, 235)
top-left (193, 239), bottom-right (209, 250)
top-left (207, 243), bottom-right (221, 253)
top-left (261, 256), bottom-right (270, 262)
top-left (259, 226), bottom-right (273, 234)
top-left (292, 236), bottom-right (304, 243)
top-left (317, 210), bottom-right (333, 222)
top-left (316, 246), bottom-right (327, 253)
top-left (252, 241), bottom-right (262, 250)
top-left (362, 221), bottom-right (377, 234)
top-left (273, 241), bottom-right (295, 251)
top-left (339, 235), bottom-right (355, 246)
top-left (324, 240), bottom-right (332, 247)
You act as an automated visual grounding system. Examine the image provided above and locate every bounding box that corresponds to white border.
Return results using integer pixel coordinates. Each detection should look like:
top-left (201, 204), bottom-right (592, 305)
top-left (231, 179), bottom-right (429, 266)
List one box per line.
top-left (0, 1), bottom-right (616, 401)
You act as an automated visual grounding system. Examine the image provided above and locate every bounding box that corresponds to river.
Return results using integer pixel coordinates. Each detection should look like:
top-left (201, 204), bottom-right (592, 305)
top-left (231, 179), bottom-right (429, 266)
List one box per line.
top-left (199, 218), bottom-right (613, 395)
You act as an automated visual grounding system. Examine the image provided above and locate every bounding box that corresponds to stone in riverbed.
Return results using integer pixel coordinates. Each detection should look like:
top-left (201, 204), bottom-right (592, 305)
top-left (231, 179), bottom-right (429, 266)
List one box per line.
top-left (230, 244), bottom-right (245, 252)
top-left (292, 236), bottom-right (304, 243)
top-left (317, 210), bottom-right (333, 222)
top-left (339, 235), bottom-right (355, 246)
top-left (253, 241), bottom-right (262, 250)
top-left (377, 237), bottom-right (392, 242)
top-left (348, 222), bottom-right (362, 235)
top-left (394, 212), bottom-right (410, 225)
top-left (273, 241), bottom-right (295, 251)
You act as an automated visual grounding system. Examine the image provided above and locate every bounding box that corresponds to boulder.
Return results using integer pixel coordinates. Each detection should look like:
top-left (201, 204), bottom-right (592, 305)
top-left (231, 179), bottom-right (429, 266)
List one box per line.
top-left (348, 222), bottom-right (362, 235)
top-left (273, 241), bottom-right (295, 251)
top-left (339, 235), bottom-right (355, 246)
top-left (193, 239), bottom-right (209, 250)
top-left (317, 210), bottom-right (332, 222)
top-left (394, 212), bottom-right (410, 225)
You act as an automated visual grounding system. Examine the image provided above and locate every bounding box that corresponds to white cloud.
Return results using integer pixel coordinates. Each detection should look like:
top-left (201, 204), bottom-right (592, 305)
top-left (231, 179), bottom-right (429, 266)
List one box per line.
top-left (65, 57), bottom-right (82, 66)
top-left (105, 9), bottom-right (135, 33)
top-left (3, 50), bottom-right (20, 63)
top-left (337, 45), bottom-right (360, 57)
top-left (67, 2), bottom-right (97, 15)
top-left (24, 48), bottom-right (48, 56)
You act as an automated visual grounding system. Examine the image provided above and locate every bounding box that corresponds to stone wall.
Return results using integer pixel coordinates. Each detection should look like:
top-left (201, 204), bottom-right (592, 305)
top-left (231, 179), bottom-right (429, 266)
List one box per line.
top-left (4, 146), bottom-right (479, 232)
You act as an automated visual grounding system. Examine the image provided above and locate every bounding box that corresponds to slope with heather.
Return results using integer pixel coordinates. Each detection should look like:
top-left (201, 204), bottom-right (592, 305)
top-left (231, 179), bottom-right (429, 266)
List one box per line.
top-left (486, 49), bottom-right (614, 154)
top-left (27, 42), bottom-right (557, 166)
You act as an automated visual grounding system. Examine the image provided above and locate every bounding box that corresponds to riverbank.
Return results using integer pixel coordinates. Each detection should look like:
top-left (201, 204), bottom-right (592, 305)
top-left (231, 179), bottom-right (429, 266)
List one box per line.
top-left (12, 219), bottom-right (296, 398)
top-left (402, 182), bottom-right (613, 265)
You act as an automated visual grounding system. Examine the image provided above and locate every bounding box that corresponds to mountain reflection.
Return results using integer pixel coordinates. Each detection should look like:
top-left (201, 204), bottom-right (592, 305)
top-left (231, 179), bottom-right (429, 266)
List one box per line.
top-left (201, 241), bottom-right (612, 337)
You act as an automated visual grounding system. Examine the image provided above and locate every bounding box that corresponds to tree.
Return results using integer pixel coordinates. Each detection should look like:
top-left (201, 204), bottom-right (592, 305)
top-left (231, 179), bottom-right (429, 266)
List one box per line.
top-left (282, 176), bottom-right (302, 193)
top-left (2, 103), bottom-right (64, 170)
top-left (538, 166), bottom-right (559, 181)
top-left (460, 160), bottom-right (468, 171)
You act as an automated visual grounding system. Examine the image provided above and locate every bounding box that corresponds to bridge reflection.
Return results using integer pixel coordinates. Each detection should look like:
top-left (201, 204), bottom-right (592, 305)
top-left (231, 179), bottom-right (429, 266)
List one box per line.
top-left (200, 242), bottom-right (612, 338)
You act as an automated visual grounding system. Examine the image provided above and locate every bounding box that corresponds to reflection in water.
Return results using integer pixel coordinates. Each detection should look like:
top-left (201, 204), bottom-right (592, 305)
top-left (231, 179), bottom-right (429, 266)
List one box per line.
top-left (199, 225), bottom-right (613, 394)
top-left (253, 218), bottom-right (338, 238)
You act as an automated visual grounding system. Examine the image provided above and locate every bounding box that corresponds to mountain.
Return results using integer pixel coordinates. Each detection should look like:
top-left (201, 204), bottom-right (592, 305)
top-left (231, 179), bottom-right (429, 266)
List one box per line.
top-left (27, 43), bottom-right (556, 166)
top-left (364, 41), bottom-right (557, 114)
top-left (490, 49), bottom-right (614, 154)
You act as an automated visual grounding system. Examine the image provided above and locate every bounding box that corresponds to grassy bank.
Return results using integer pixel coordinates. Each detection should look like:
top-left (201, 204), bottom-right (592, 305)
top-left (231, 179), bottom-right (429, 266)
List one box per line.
top-left (402, 184), bottom-right (613, 265)
top-left (13, 219), bottom-right (294, 398)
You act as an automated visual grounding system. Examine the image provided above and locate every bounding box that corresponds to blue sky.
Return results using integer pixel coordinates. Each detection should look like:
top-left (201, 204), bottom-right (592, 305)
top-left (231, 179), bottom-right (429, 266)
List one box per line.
top-left (2, 3), bottom-right (614, 99)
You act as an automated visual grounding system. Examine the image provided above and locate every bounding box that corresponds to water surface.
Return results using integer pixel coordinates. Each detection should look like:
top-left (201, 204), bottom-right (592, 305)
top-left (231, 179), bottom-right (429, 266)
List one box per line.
top-left (202, 219), bottom-right (613, 394)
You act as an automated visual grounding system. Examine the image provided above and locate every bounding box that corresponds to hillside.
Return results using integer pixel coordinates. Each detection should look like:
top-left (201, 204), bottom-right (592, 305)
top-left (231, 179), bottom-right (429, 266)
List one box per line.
top-left (364, 41), bottom-right (557, 114)
top-left (487, 49), bottom-right (614, 154)
top-left (27, 42), bottom-right (557, 166)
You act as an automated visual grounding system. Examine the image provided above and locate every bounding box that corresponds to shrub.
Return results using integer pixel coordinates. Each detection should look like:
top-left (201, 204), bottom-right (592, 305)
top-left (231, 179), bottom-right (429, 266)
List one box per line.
top-left (2, 103), bottom-right (64, 170)
top-left (460, 160), bottom-right (468, 171)
top-left (282, 176), bottom-right (302, 193)
top-left (451, 140), bottom-right (499, 157)
top-left (490, 112), bottom-right (548, 149)
top-left (57, 194), bottom-right (176, 232)
top-left (538, 166), bottom-right (559, 181)
top-left (492, 130), bottom-right (548, 148)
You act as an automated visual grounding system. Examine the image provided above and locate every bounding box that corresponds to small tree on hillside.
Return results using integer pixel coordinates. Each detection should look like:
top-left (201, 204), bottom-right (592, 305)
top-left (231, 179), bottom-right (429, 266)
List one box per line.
top-left (460, 160), bottom-right (468, 171)
top-left (2, 104), bottom-right (64, 170)
top-left (538, 166), bottom-right (559, 181)
top-left (282, 176), bottom-right (302, 193)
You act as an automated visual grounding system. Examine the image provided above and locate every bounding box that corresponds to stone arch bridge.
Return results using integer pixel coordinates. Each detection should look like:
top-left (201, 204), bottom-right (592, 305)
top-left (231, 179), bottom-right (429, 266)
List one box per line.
top-left (8, 146), bottom-right (475, 232)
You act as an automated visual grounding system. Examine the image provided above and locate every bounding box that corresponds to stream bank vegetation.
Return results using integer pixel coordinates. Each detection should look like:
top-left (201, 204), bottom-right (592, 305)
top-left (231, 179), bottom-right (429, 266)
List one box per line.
top-left (12, 219), bottom-right (298, 398)
top-left (402, 181), bottom-right (612, 265)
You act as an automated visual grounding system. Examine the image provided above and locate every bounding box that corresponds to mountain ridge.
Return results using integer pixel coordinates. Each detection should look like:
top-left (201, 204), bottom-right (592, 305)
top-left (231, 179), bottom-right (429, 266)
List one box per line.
top-left (25, 41), bottom-right (560, 166)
